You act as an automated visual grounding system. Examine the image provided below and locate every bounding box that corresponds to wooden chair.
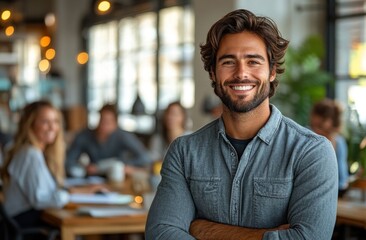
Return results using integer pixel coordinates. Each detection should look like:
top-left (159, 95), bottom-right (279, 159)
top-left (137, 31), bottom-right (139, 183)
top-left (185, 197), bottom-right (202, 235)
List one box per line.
top-left (0, 202), bottom-right (59, 240)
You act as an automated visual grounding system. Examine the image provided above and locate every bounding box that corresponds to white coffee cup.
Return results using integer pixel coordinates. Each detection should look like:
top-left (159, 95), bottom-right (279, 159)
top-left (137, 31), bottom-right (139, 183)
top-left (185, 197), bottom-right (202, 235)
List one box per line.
top-left (107, 161), bottom-right (125, 182)
top-left (97, 158), bottom-right (125, 182)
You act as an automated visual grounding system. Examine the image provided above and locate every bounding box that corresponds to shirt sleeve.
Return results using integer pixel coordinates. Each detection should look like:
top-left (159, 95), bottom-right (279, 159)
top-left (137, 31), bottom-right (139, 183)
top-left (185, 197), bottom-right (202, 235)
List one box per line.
top-left (148, 134), bottom-right (165, 161)
top-left (16, 148), bottom-right (70, 209)
top-left (263, 138), bottom-right (338, 240)
top-left (118, 130), bottom-right (152, 167)
top-left (145, 140), bottom-right (196, 240)
top-left (336, 135), bottom-right (349, 190)
top-left (65, 131), bottom-right (85, 174)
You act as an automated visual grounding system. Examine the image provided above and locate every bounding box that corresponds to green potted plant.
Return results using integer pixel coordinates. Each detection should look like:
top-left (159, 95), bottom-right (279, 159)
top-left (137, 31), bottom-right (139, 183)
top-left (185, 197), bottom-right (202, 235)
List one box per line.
top-left (346, 107), bottom-right (366, 200)
top-left (346, 105), bottom-right (366, 178)
top-left (272, 35), bottom-right (332, 126)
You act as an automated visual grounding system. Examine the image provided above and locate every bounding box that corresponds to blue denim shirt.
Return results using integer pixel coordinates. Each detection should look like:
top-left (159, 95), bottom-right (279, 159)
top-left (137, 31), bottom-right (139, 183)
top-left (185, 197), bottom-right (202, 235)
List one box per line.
top-left (146, 105), bottom-right (338, 240)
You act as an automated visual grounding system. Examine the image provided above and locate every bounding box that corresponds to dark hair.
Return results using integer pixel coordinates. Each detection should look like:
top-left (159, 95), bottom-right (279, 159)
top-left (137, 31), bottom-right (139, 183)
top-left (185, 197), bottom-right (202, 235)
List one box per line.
top-left (162, 101), bottom-right (187, 142)
top-left (311, 99), bottom-right (343, 130)
top-left (99, 103), bottom-right (118, 121)
top-left (200, 9), bottom-right (289, 98)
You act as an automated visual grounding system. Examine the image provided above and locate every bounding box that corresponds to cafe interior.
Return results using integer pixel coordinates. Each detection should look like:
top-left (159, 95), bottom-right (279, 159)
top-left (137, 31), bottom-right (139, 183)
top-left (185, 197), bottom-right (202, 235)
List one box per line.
top-left (0, 0), bottom-right (366, 239)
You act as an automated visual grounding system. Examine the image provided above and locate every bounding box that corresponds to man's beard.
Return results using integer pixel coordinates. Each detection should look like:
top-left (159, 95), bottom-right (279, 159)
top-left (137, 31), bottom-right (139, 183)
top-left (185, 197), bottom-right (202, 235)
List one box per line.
top-left (214, 78), bottom-right (270, 113)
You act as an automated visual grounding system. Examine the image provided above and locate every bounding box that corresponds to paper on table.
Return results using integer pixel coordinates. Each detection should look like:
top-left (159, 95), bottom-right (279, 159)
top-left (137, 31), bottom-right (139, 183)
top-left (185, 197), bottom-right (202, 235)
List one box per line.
top-left (64, 176), bottom-right (105, 187)
top-left (77, 206), bottom-right (146, 218)
top-left (69, 192), bottom-right (134, 205)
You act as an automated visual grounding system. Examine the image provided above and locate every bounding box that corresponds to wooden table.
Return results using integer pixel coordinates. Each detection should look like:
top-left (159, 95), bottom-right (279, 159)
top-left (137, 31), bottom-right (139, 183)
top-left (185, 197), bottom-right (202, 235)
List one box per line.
top-left (42, 175), bottom-right (150, 240)
top-left (43, 208), bottom-right (147, 240)
top-left (337, 199), bottom-right (366, 228)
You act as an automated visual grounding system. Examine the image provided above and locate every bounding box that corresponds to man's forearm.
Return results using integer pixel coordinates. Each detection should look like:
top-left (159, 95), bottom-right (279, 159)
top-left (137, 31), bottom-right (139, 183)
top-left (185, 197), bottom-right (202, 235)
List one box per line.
top-left (190, 219), bottom-right (289, 240)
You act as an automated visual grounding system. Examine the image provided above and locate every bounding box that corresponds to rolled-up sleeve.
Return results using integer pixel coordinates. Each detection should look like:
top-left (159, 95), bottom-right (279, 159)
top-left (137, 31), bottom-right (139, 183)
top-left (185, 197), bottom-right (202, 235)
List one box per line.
top-left (145, 140), bottom-right (196, 240)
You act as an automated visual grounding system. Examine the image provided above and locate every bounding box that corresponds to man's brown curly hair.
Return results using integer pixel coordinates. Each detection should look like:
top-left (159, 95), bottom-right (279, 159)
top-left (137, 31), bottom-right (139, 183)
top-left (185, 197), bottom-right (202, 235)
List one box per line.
top-left (200, 9), bottom-right (289, 98)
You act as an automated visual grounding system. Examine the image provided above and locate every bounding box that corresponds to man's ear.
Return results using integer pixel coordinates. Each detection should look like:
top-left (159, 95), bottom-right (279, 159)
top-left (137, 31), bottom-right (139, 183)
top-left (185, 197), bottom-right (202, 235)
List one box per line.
top-left (269, 67), bottom-right (276, 82)
top-left (210, 73), bottom-right (215, 81)
top-left (210, 70), bottom-right (217, 88)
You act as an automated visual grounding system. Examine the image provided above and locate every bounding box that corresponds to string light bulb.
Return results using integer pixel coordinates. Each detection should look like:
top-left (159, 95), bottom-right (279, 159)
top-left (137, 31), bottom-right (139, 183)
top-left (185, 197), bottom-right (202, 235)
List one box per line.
top-left (96, 0), bottom-right (111, 14)
top-left (45, 48), bottom-right (56, 60)
top-left (40, 36), bottom-right (51, 47)
top-left (39, 59), bottom-right (51, 73)
top-left (1, 10), bottom-right (11, 21)
top-left (45, 13), bottom-right (56, 27)
top-left (77, 52), bottom-right (89, 64)
top-left (5, 26), bottom-right (14, 36)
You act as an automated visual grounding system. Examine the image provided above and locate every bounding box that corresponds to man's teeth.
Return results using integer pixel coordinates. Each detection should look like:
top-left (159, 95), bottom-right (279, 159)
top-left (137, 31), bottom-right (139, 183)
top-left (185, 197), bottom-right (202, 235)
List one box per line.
top-left (232, 85), bottom-right (253, 90)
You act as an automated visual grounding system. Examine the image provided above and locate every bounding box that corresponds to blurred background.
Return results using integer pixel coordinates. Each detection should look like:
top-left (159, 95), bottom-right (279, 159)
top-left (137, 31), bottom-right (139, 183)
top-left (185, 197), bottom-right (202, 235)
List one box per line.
top-left (0, 0), bottom-right (365, 172)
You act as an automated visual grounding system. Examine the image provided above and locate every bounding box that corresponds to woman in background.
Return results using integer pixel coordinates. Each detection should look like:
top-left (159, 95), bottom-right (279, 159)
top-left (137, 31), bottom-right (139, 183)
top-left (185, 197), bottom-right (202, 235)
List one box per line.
top-left (149, 101), bottom-right (190, 163)
top-left (310, 98), bottom-right (349, 197)
top-left (1, 100), bottom-right (101, 229)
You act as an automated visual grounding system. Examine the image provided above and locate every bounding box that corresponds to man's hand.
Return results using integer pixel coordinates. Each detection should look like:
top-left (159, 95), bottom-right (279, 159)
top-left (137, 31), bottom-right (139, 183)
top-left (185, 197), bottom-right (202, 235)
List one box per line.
top-left (190, 219), bottom-right (289, 240)
top-left (86, 163), bottom-right (99, 175)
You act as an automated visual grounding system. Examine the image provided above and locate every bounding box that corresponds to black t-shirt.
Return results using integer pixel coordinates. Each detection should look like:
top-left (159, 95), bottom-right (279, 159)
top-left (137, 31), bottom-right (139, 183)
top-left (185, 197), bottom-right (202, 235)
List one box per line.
top-left (226, 135), bottom-right (253, 159)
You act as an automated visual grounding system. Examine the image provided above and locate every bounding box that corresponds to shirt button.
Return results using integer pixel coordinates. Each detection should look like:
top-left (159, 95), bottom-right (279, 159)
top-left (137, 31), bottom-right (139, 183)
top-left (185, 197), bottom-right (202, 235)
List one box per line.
top-left (231, 152), bottom-right (235, 156)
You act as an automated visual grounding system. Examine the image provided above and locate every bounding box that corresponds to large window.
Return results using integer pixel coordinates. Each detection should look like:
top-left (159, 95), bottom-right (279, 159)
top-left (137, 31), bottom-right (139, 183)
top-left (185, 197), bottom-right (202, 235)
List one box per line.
top-left (87, 5), bottom-right (194, 133)
top-left (88, 21), bottom-right (118, 127)
top-left (334, 0), bottom-right (366, 126)
top-left (333, 0), bottom-right (366, 172)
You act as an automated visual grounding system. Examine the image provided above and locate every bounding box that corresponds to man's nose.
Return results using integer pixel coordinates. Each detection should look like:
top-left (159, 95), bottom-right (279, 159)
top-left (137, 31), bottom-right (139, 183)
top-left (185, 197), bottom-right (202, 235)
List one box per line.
top-left (234, 61), bottom-right (249, 80)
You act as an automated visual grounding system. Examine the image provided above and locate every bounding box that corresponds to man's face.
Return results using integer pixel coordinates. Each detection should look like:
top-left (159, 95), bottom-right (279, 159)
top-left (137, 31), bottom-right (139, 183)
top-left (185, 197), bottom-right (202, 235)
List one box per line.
top-left (212, 31), bottom-right (276, 113)
top-left (310, 114), bottom-right (333, 139)
top-left (97, 110), bottom-right (117, 136)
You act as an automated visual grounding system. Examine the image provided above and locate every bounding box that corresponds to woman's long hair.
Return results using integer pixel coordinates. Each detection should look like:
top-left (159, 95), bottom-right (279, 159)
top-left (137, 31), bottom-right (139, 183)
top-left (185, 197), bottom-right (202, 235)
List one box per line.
top-left (1, 100), bottom-right (65, 186)
top-left (161, 101), bottom-right (188, 144)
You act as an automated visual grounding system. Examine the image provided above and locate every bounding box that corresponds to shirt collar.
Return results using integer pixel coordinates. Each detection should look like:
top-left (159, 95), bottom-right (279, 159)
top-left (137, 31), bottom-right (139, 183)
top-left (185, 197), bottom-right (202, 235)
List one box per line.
top-left (216, 104), bottom-right (283, 144)
top-left (257, 104), bottom-right (282, 144)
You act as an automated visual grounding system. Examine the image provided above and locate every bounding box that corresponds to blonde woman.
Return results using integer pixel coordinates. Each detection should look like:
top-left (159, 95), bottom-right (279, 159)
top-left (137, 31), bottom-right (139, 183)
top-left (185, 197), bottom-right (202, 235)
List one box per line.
top-left (1, 100), bottom-right (102, 229)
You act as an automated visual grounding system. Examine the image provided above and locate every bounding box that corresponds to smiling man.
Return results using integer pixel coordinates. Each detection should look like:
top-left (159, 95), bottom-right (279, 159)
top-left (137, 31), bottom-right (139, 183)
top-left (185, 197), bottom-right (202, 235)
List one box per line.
top-left (146, 9), bottom-right (338, 240)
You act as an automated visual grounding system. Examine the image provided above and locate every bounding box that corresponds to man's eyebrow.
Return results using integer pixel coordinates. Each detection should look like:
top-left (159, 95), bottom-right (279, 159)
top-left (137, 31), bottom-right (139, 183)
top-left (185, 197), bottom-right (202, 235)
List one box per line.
top-left (217, 54), bottom-right (265, 61)
top-left (245, 54), bottom-right (265, 61)
top-left (217, 54), bottom-right (235, 61)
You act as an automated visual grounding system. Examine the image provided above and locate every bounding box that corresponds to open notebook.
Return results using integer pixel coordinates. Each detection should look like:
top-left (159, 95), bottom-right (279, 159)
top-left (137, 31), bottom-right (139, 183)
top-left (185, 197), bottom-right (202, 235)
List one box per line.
top-left (69, 192), bottom-right (134, 205)
top-left (64, 176), bottom-right (106, 187)
top-left (77, 206), bottom-right (146, 218)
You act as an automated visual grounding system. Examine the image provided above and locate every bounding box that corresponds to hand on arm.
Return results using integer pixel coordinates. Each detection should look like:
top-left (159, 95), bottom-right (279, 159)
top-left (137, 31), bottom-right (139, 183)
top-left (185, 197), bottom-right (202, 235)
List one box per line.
top-left (190, 219), bottom-right (289, 240)
top-left (86, 163), bottom-right (98, 175)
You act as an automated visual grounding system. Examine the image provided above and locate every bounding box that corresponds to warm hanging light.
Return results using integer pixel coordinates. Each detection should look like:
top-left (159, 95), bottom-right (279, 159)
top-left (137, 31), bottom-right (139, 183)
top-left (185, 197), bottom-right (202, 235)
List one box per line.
top-left (96, 0), bottom-right (112, 14)
top-left (77, 52), bottom-right (89, 64)
top-left (39, 59), bottom-right (51, 73)
top-left (45, 48), bottom-right (56, 60)
top-left (1, 10), bottom-right (11, 21)
top-left (40, 36), bottom-right (51, 47)
top-left (5, 26), bottom-right (14, 36)
top-left (44, 13), bottom-right (56, 27)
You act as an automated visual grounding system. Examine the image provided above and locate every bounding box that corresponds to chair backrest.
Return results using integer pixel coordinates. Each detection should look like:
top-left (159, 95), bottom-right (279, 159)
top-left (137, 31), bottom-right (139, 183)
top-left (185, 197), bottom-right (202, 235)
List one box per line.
top-left (0, 201), bottom-right (20, 233)
top-left (0, 203), bottom-right (60, 240)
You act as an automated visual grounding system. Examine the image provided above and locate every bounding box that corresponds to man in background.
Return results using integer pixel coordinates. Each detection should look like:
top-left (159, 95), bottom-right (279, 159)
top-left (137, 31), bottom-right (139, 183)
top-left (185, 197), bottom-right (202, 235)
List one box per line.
top-left (66, 103), bottom-right (151, 179)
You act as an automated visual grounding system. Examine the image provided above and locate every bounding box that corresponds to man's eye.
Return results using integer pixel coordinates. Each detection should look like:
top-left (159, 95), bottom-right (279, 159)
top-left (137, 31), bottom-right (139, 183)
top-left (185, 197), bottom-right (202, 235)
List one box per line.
top-left (222, 60), bottom-right (235, 65)
top-left (248, 60), bottom-right (260, 65)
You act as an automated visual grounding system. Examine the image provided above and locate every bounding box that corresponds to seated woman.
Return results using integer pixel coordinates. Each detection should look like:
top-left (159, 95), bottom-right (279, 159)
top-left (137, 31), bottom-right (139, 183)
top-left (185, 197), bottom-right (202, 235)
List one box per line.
top-left (149, 101), bottom-right (191, 164)
top-left (0, 100), bottom-right (103, 229)
top-left (310, 98), bottom-right (349, 198)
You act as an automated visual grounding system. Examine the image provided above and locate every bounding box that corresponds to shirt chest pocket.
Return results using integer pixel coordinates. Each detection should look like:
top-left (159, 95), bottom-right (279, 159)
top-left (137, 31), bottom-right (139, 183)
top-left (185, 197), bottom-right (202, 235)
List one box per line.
top-left (253, 178), bottom-right (292, 228)
top-left (189, 177), bottom-right (220, 220)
